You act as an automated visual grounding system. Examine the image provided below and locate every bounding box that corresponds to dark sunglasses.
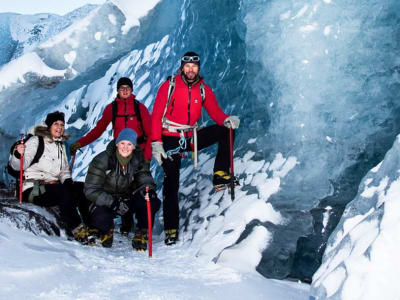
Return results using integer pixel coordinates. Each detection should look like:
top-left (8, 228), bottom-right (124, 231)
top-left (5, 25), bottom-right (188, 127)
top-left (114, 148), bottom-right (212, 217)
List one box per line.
top-left (181, 56), bottom-right (200, 63)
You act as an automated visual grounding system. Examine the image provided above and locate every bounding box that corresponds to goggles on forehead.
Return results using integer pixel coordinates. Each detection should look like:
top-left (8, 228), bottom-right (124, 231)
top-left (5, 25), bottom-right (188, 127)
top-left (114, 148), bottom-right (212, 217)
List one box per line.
top-left (181, 56), bottom-right (200, 63)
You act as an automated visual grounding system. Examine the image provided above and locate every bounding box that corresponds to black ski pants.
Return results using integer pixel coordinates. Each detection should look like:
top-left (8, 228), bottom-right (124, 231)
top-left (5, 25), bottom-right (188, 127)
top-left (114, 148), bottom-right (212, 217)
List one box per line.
top-left (69, 181), bottom-right (92, 227)
top-left (23, 182), bottom-right (82, 233)
top-left (90, 192), bottom-right (161, 234)
top-left (161, 124), bottom-right (234, 230)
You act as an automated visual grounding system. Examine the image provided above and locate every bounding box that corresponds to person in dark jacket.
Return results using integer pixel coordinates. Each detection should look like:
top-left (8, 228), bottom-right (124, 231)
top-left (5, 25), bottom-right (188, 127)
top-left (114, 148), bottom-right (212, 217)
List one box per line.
top-left (84, 128), bottom-right (160, 250)
top-left (71, 77), bottom-right (153, 236)
top-left (9, 111), bottom-right (92, 245)
top-left (151, 51), bottom-right (240, 245)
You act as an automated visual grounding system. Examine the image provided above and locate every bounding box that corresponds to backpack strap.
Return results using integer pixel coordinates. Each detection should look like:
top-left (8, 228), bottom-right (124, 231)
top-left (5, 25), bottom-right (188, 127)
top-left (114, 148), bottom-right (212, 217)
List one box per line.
top-left (200, 82), bottom-right (206, 104)
top-left (31, 136), bottom-right (44, 166)
top-left (162, 75), bottom-right (176, 124)
top-left (112, 100), bottom-right (118, 130)
top-left (133, 99), bottom-right (147, 145)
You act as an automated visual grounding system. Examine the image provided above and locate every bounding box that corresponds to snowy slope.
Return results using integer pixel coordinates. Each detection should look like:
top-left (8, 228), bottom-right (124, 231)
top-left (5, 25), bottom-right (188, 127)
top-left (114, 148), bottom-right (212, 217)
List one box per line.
top-left (1, 0), bottom-right (400, 288)
top-left (0, 213), bottom-right (309, 300)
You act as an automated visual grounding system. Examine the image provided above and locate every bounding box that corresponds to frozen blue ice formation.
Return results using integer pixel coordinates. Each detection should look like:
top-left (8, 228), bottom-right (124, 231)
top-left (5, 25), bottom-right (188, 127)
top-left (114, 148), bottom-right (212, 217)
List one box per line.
top-left (0, 5), bottom-right (98, 67)
top-left (310, 134), bottom-right (400, 300)
top-left (0, 0), bottom-right (400, 283)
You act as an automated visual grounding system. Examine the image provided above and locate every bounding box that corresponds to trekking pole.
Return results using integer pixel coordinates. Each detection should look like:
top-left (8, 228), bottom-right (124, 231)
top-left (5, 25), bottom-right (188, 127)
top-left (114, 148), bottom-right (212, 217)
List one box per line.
top-left (229, 128), bottom-right (235, 201)
top-left (69, 154), bottom-right (76, 173)
top-left (69, 149), bottom-right (82, 173)
top-left (19, 133), bottom-right (24, 204)
top-left (145, 186), bottom-right (152, 258)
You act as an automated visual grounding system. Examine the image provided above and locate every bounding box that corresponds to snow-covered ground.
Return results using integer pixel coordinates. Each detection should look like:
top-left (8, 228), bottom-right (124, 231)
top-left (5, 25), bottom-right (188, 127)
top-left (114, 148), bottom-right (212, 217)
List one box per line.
top-left (0, 218), bottom-right (309, 300)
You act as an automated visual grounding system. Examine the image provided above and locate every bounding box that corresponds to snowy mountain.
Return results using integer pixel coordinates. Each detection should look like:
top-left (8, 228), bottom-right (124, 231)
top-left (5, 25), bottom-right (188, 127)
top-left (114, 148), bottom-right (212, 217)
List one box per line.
top-left (0, 0), bottom-right (400, 298)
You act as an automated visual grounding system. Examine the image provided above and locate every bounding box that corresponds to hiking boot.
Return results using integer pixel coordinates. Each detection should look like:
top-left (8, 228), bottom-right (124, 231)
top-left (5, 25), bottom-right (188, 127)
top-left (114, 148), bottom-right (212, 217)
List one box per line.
top-left (120, 215), bottom-right (133, 237)
top-left (120, 224), bottom-right (132, 237)
top-left (164, 229), bottom-right (178, 245)
top-left (72, 224), bottom-right (94, 245)
top-left (87, 227), bottom-right (100, 241)
top-left (213, 171), bottom-right (239, 191)
top-left (100, 228), bottom-right (114, 248)
top-left (120, 229), bottom-right (130, 237)
top-left (132, 228), bottom-right (148, 251)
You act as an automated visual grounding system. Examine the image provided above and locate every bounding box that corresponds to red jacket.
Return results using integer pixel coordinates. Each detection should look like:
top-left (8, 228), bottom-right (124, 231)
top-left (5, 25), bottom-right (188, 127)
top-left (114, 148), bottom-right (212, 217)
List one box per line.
top-left (78, 94), bottom-right (152, 160)
top-left (151, 75), bottom-right (228, 142)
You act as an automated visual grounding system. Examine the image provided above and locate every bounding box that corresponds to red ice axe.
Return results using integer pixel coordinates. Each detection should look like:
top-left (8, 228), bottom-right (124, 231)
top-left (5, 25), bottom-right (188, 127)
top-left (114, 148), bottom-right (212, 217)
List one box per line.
top-left (229, 128), bottom-right (235, 201)
top-left (19, 133), bottom-right (24, 204)
top-left (145, 186), bottom-right (152, 258)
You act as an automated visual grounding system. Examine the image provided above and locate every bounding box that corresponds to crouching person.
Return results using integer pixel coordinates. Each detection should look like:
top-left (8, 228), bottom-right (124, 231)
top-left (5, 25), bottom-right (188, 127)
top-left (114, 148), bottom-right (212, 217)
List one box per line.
top-left (84, 128), bottom-right (160, 250)
top-left (8, 111), bottom-right (92, 245)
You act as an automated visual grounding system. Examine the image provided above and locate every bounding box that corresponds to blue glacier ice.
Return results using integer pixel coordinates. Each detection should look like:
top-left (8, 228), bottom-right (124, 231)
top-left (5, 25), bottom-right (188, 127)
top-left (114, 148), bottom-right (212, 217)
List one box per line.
top-left (0, 14), bottom-right (18, 66)
top-left (0, 5), bottom-right (98, 66)
top-left (310, 134), bottom-right (400, 300)
top-left (0, 0), bottom-right (400, 283)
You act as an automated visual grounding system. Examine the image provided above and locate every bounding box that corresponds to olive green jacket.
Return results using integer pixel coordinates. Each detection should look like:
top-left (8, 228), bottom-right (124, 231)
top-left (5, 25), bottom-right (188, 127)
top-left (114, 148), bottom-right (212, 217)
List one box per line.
top-left (84, 140), bottom-right (156, 207)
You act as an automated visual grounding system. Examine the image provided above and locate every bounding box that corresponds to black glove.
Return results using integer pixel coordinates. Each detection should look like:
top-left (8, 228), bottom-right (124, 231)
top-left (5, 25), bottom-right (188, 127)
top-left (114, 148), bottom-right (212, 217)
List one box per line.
top-left (139, 188), bottom-right (157, 199)
top-left (70, 142), bottom-right (82, 156)
top-left (110, 198), bottom-right (129, 215)
top-left (63, 178), bottom-right (73, 186)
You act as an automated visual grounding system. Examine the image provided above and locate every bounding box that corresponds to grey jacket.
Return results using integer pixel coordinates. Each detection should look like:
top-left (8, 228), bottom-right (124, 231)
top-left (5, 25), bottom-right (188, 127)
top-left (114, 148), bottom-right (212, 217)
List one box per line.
top-left (84, 140), bottom-right (156, 207)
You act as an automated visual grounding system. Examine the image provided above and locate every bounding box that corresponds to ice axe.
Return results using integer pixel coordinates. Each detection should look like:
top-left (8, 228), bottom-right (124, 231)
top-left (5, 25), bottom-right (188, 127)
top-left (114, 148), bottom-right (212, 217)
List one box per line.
top-left (69, 154), bottom-right (76, 173)
top-left (229, 127), bottom-right (235, 201)
top-left (145, 186), bottom-right (152, 258)
top-left (19, 133), bottom-right (24, 204)
top-left (69, 148), bottom-right (82, 173)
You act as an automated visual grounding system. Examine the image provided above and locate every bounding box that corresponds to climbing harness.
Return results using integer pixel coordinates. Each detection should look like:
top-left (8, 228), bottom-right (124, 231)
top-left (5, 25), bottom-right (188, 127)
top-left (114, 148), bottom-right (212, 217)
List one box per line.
top-left (161, 75), bottom-right (205, 168)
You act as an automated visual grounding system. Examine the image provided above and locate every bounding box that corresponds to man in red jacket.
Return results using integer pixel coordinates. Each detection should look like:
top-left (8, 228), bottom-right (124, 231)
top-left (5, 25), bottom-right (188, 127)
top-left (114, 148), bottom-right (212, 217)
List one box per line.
top-left (70, 77), bottom-right (153, 235)
top-left (151, 52), bottom-right (240, 245)
top-left (70, 77), bottom-right (152, 161)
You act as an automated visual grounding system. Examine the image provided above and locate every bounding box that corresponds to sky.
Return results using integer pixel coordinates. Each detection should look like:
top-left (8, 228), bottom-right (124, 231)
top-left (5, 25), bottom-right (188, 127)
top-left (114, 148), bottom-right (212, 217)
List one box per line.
top-left (0, 0), bottom-right (106, 15)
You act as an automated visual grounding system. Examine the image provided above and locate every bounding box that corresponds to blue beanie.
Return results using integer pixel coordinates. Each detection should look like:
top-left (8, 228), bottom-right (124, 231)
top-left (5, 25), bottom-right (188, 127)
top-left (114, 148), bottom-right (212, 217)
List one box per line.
top-left (116, 128), bottom-right (137, 145)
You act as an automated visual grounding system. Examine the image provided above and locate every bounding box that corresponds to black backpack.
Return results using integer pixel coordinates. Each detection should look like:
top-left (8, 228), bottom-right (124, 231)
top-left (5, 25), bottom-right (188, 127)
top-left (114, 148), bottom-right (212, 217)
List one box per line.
top-left (7, 134), bottom-right (45, 178)
top-left (111, 98), bottom-right (147, 145)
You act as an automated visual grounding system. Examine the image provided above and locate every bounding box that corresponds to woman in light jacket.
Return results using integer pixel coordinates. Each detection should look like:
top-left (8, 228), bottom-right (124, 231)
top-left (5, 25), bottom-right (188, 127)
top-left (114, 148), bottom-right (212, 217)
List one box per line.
top-left (9, 111), bottom-right (91, 244)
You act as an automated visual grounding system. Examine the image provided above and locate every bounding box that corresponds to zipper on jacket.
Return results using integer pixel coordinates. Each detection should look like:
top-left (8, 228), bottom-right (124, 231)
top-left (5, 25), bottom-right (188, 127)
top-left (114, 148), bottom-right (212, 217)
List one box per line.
top-left (188, 86), bottom-right (191, 125)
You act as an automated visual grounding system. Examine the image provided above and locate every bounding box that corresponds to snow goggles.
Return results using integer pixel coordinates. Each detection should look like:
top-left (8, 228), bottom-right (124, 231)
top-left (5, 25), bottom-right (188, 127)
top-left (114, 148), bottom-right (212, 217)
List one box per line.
top-left (181, 56), bottom-right (200, 63)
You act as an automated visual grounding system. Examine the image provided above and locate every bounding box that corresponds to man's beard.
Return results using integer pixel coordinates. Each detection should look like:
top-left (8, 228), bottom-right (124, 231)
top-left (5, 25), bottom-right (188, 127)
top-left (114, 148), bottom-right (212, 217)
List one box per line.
top-left (183, 72), bottom-right (200, 83)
